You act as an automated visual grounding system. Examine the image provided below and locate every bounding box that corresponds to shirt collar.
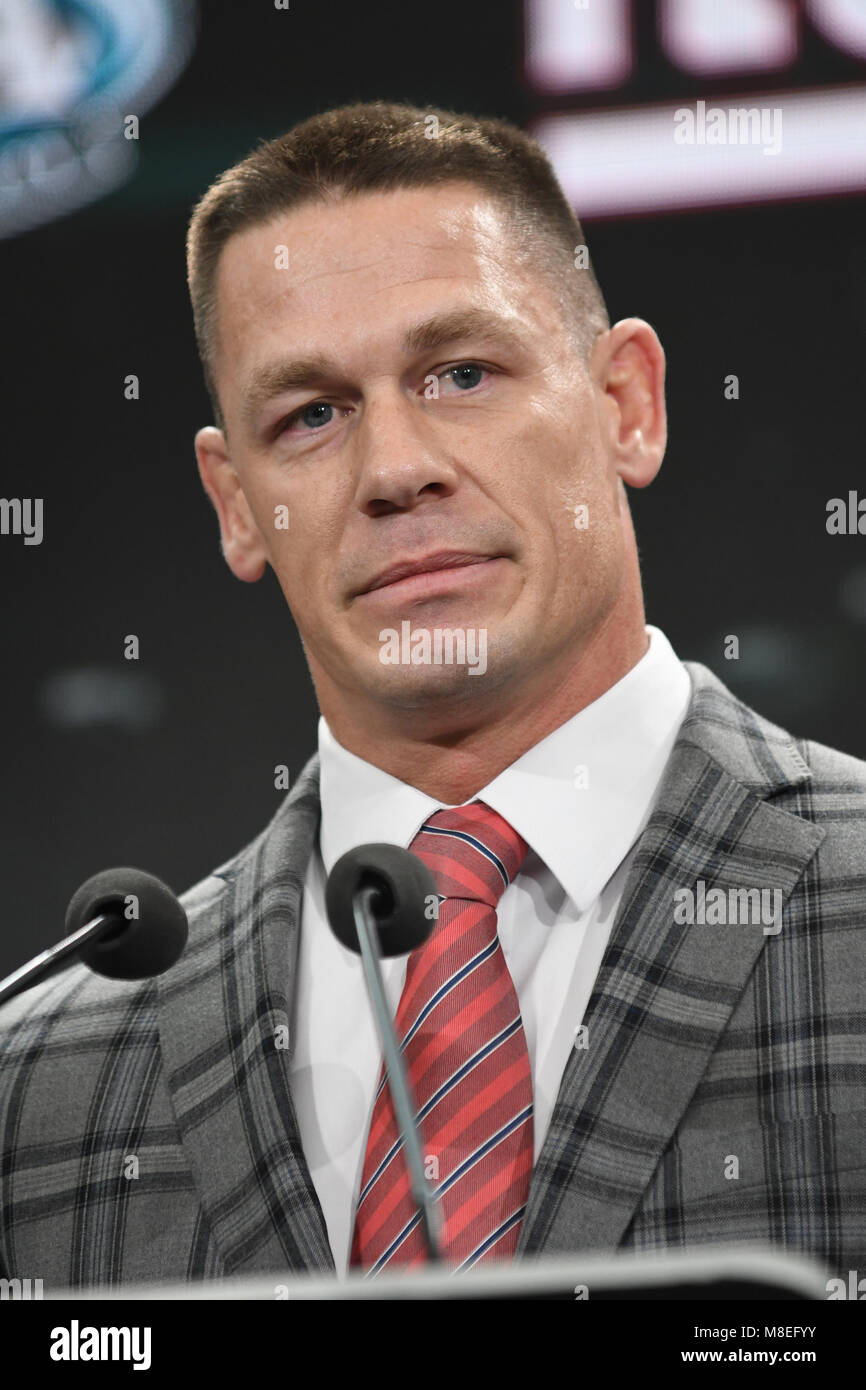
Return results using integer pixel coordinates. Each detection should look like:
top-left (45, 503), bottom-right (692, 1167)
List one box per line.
top-left (318, 626), bottom-right (692, 912)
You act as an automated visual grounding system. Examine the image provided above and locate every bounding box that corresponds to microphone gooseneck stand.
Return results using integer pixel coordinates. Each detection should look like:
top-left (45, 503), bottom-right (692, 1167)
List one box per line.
top-left (353, 883), bottom-right (443, 1264)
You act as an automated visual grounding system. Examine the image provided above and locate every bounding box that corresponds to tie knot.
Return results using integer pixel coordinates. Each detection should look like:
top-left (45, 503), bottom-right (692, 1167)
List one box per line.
top-left (410, 801), bottom-right (528, 908)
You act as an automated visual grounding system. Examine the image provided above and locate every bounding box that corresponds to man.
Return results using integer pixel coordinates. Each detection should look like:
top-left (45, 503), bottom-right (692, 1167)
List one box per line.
top-left (1, 102), bottom-right (864, 1289)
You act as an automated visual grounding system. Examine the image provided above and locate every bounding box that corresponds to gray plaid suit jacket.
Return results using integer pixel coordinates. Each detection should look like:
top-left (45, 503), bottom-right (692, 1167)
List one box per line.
top-left (2, 662), bottom-right (865, 1290)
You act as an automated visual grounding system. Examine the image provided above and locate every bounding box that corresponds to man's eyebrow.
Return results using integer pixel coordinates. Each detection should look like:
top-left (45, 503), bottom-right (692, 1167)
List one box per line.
top-left (240, 308), bottom-right (523, 428)
top-left (240, 355), bottom-right (338, 428)
top-left (401, 307), bottom-right (524, 355)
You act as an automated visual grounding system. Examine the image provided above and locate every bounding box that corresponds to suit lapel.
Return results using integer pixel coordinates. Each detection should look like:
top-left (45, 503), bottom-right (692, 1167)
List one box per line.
top-left (158, 755), bottom-right (335, 1276)
top-left (518, 663), bottom-right (825, 1258)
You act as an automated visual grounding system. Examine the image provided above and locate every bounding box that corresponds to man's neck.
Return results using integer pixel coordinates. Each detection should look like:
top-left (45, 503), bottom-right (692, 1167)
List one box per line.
top-left (320, 620), bottom-right (650, 805)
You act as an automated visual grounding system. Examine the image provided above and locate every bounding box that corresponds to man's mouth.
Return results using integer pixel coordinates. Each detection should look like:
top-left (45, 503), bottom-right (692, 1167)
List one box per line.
top-left (357, 550), bottom-right (502, 597)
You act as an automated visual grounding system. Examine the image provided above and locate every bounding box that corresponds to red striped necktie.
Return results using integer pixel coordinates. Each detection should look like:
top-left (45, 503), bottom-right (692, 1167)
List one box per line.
top-left (350, 801), bottom-right (534, 1274)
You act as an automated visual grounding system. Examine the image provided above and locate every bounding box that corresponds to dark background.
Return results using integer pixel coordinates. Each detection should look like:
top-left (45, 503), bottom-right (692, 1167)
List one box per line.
top-left (3, 0), bottom-right (865, 974)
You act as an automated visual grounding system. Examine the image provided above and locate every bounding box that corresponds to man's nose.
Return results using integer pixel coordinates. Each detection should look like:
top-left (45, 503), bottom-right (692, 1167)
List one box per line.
top-left (352, 390), bottom-right (460, 516)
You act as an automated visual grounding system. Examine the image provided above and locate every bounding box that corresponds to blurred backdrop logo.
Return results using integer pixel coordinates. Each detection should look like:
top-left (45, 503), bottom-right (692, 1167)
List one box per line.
top-left (524, 0), bottom-right (866, 216)
top-left (0, 0), bottom-right (196, 239)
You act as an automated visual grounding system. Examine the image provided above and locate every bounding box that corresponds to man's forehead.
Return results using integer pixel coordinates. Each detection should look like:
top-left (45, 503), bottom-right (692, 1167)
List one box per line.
top-left (217, 183), bottom-right (516, 299)
top-left (214, 184), bottom-right (530, 377)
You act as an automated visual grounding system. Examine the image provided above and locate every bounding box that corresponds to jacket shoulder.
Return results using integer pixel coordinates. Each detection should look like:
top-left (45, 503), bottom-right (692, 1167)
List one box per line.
top-left (795, 734), bottom-right (866, 792)
top-left (681, 660), bottom-right (866, 804)
top-left (0, 870), bottom-right (227, 1046)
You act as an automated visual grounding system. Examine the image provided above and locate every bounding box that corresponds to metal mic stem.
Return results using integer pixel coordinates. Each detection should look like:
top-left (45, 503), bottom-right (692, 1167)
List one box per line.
top-left (353, 886), bottom-right (443, 1264)
top-left (0, 914), bottom-right (116, 1008)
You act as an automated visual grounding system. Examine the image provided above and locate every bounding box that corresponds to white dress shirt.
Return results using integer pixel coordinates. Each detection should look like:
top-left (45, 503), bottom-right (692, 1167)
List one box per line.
top-left (288, 625), bottom-right (692, 1273)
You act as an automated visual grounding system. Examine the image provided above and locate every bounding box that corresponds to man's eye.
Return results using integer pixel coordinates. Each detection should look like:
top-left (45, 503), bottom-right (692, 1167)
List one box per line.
top-left (284, 401), bottom-right (336, 433)
top-left (278, 364), bottom-right (489, 436)
top-left (439, 362), bottom-right (488, 392)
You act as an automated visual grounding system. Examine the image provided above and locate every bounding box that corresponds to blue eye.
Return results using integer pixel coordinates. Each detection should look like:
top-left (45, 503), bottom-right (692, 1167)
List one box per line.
top-left (299, 401), bottom-right (334, 429)
top-left (446, 363), bottom-right (485, 390)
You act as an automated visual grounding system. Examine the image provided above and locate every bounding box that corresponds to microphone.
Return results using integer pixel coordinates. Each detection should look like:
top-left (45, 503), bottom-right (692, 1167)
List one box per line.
top-left (325, 844), bottom-right (443, 1263)
top-left (0, 868), bottom-right (188, 1008)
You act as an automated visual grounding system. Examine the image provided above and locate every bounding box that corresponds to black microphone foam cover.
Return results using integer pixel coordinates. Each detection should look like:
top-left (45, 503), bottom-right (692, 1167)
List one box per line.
top-left (325, 844), bottom-right (438, 958)
top-left (64, 867), bottom-right (189, 980)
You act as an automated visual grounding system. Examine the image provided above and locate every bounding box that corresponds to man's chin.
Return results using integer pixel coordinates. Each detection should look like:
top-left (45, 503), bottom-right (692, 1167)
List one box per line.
top-left (322, 617), bottom-right (530, 712)
top-left (364, 644), bottom-right (517, 712)
top-left (373, 663), bottom-right (492, 708)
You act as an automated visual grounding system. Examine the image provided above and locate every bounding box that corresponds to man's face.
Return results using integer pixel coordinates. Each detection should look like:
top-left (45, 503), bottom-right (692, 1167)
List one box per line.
top-left (197, 182), bottom-right (662, 725)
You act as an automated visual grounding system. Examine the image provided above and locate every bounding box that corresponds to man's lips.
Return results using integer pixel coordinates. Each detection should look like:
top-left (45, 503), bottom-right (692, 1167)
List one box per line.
top-left (356, 551), bottom-right (503, 597)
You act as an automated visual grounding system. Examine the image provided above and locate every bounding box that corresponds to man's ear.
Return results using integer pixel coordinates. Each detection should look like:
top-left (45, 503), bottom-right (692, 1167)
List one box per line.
top-left (194, 426), bottom-right (267, 582)
top-left (592, 318), bottom-right (667, 490)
